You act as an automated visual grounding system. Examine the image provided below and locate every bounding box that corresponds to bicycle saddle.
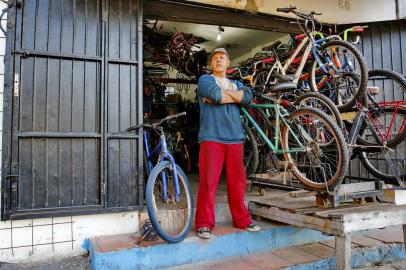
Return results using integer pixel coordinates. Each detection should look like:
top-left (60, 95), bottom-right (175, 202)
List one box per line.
top-left (269, 82), bottom-right (297, 93)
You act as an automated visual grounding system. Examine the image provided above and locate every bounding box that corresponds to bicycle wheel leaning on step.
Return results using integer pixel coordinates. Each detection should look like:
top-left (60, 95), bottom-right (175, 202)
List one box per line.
top-left (145, 161), bottom-right (193, 243)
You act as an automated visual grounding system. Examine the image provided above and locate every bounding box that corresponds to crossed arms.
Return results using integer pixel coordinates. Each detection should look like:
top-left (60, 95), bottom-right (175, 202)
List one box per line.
top-left (197, 75), bottom-right (253, 105)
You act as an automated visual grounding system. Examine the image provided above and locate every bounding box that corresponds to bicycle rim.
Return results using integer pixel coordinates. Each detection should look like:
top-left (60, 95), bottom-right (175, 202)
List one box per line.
top-left (146, 161), bottom-right (193, 243)
top-left (367, 69), bottom-right (406, 103)
top-left (358, 107), bottom-right (406, 147)
top-left (295, 92), bottom-right (344, 130)
top-left (309, 40), bottom-right (367, 110)
top-left (359, 141), bottom-right (406, 185)
top-left (253, 70), bottom-right (270, 93)
top-left (281, 108), bottom-right (348, 190)
top-left (242, 121), bottom-right (259, 176)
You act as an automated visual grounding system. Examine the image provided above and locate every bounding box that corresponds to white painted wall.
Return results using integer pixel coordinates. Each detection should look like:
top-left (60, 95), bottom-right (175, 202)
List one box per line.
top-left (0, 212), bottom-right (139, 263)
top-left (188, 0), bottom-right (399, 24)
top-left (399, 0), bottom-right (406, 19)
top-left (0, 2), bottom-right (140, 263)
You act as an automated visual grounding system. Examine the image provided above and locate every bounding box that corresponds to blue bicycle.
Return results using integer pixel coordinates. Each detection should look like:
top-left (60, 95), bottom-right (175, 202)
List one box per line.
top-left (127, 112), bottom-right (193, 243)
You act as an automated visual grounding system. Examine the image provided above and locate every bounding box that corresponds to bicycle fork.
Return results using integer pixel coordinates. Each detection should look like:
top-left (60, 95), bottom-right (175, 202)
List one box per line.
top-left (159, 136), bottom-right (182, 202)
top-left (348, 109), bottom-right (405, 187)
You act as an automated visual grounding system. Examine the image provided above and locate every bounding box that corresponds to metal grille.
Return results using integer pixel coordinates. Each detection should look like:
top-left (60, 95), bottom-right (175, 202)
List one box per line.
top-left (2, 0), bottom-right (143, 220)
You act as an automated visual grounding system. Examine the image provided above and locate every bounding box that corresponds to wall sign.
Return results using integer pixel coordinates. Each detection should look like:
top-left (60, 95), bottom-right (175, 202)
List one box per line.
top-left (338, 0), bottom-right (351, 11)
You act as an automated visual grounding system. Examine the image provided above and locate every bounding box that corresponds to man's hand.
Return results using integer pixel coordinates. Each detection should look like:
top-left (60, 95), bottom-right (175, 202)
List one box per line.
top-left (203, 90), bottom-right (243, 104)
top-left (202, 97), bottom-right (214, 104)
top-left (220, 89), bottom-right (244, 104)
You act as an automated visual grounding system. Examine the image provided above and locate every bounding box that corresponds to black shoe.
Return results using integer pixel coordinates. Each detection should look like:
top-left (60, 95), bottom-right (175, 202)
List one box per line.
top-left (197, 227), bottom-right (211, 239)
top-left (246, 223), bottom-right (261, 232)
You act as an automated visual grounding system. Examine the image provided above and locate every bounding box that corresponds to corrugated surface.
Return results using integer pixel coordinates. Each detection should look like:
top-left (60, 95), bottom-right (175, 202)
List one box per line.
top-left (2, 0), bottom-right (142, 219)
top-left (347, 20), bottom-right (406, 181)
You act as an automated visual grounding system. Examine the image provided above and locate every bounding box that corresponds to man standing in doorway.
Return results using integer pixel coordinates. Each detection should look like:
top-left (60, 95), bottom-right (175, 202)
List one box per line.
top-left (195, 48), bottom-right (261, 239)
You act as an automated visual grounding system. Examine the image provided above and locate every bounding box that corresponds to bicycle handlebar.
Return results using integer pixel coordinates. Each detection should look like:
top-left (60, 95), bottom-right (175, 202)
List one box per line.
top-left (277, 6), bottom-right (322, 36)
top-left (126, 112), bottom-right (187, 131)
top-left (342, 25), bottom-right (368, 43)
top-left (154, 112), bottom-right (187, 127)
top-left (227, 56), bottom-right (274, 81)
top-left (277, 6), bottom-right (322, 18)
top-left (276, 7), bottom-right (296, 13)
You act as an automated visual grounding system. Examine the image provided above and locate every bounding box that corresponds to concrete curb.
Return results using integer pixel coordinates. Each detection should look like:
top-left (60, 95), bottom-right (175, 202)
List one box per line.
top-left (89, 223), bottom-right (331, 270)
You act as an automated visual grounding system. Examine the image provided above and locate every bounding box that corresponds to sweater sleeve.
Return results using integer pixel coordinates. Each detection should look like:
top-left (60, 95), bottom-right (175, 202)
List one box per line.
top-left (231, 80), bottom-right (252, 105)
top-left (197, 75), bottom-right (222, 104)
top-left (241, 86), bottom-right (253, 105)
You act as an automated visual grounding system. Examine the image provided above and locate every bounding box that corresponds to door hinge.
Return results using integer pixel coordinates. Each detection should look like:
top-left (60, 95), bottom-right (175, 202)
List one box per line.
top-left (12, 50), bottom-right (30, 58)
top-left (102, 11), bottom-right (108, 22)
top-left (101, 183), bottom-right (106, 194)
top-left (13, 74), bottom-right (19, 97)
top-left (5, 175), bottom-right (19, 192)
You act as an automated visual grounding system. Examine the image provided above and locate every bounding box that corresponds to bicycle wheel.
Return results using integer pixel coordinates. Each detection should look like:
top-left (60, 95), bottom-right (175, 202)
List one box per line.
top-left (358, 106), bottom-right (406, 147)
top-left (281, 108), bottom-right (349, 190)
top-left (242, 121), bottom-right (259, 176)
top-left (359, 141), bottom-right (406, 185)
top-left (146, 161), bottom-right (193, 243)
top-left (367, 69), bottom-right (406, 103)
top-left (294, 92), bottom-right (344, 130)
top-left (253, 69), bottom-right (270, 93)
top-left (309, 40), bottom-right (368, 110)
top-left (244, 107), bottom-right (273, 147)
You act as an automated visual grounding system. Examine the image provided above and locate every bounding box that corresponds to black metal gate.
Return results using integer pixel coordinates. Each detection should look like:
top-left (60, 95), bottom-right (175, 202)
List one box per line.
top-left (341, 20), bottom-right (406, 180)
top-left (1, 0), bottom-right (143, 220)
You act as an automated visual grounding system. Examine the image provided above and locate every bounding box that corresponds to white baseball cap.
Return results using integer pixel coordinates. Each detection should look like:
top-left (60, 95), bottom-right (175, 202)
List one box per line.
top-left (210, 48), bottom-right (229, 59)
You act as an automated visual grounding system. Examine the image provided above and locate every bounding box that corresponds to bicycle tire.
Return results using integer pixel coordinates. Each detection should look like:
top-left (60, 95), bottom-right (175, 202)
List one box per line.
top-left (294, 92), bottom-right (344, 130)
top-left (244, 107), bottom-right (273, 147)
top-left (146, 161), bottom-right (193, 243)
top-left (242, 121), bottom-right (259, 176)
top-left (368, 69), bottom-right (406, 103)
top-left (281, 107), bottom-right (349, 190)
top-left (357, 106), bottom-right (406, 148)
top-left (308, 40), bottom-right (368, 110)
top-left (359, 143), bottom-right (406, 185)
top-left (253, 69), bottom-right (270, 93)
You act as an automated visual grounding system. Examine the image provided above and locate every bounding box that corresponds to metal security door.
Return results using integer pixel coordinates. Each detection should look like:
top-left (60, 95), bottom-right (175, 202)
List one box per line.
top-left (105, 0), bottom-right (143, 209)
top-left (1, 0), bottom-right (143, 220)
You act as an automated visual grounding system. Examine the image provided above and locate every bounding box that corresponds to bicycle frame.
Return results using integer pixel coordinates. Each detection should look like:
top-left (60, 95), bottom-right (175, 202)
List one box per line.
top-left (143, 129), bottom-right (181, 201)
top-left (347, 105), bottom-right (405, 187)
top-left (262, 35), bottom-right (336, 88)
top-left (241, 97), bottom-right (312, 155)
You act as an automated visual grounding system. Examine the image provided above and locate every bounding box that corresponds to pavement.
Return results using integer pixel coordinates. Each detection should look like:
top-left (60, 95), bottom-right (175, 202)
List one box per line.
top-left (0, 255), bottom-right (90, 270)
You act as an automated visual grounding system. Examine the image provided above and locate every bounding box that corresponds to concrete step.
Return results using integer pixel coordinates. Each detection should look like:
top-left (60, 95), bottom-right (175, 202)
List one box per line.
top-left (161, 228), bottom-right (406, 270)
top-left (88, 220), bottom-right (331, 270)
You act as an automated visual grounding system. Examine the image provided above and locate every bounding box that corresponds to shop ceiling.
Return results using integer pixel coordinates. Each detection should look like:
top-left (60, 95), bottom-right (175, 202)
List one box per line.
top-left (144, 0), bottom-right (307, 33)
top-left (144, 0), bottom-right (323, 60)
top-left (148, 20), bottom-right (287, 61)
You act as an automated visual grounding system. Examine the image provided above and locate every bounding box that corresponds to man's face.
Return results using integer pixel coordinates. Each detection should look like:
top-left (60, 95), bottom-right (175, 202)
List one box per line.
top-left (210, 52), bottom-right (230, 73)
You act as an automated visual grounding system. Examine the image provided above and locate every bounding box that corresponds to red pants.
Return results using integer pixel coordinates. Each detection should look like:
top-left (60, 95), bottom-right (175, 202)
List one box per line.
top-left (195, 141), bottom-right (251, 230)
